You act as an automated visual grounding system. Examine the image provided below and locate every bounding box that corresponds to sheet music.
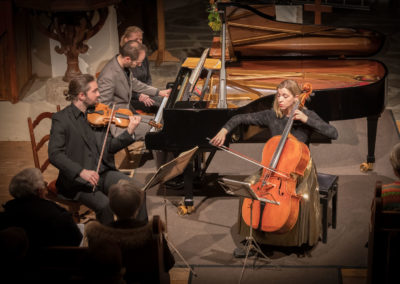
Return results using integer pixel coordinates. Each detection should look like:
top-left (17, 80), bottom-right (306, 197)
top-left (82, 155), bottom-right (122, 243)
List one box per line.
top-left (141, 146), bottom-right (199, 191)
top-left (219, 178), bottom-right (279, 205)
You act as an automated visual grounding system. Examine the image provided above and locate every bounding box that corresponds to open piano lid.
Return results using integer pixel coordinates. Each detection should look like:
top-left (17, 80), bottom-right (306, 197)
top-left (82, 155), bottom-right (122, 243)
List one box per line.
top-left (210, 2), bottom-right (384, 59)
top-left (146, 2), bottom-right (387, 171)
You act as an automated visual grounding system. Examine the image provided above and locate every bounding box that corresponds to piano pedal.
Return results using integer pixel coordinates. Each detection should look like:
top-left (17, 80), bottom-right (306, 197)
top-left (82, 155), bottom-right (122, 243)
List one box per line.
top-left (177, 205), bottom-right (195, 215)
top-left (177, 199), bottom-right (195, 215)
top-left (360, 162), bottom-right (373, 172)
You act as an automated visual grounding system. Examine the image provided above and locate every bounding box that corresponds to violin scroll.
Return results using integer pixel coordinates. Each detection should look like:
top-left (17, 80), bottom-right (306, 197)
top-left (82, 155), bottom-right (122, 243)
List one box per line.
top-left (148, 120), bottom-right (163, 130)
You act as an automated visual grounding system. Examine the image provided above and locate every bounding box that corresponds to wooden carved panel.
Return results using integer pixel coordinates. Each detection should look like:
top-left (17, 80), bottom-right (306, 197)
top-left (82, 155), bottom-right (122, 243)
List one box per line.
top-left (0, 0), bottom-right (32, 103)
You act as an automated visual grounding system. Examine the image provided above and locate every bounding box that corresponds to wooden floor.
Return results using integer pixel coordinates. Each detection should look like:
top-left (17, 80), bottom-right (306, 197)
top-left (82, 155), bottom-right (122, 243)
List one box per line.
top-left (0, 141), bottom-right (45, 205)
top-left (0, 141), bottom-right (127, 208)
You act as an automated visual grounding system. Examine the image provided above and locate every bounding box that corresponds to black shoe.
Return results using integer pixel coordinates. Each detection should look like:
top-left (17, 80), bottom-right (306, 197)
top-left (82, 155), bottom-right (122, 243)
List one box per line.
top-left (233, 247), bottom-right (256, 258)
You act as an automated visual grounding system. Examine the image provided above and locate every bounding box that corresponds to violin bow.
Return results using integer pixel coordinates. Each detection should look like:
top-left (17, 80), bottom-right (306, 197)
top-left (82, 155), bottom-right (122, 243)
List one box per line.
top-left (206, 138), bottom-right (289, 179)
top-left (92, 103), bottom-right (116, 192)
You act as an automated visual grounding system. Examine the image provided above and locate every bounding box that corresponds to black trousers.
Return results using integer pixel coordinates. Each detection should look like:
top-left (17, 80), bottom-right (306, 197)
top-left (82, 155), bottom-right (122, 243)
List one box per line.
top-left (74, 170), bottom-right (148, 224)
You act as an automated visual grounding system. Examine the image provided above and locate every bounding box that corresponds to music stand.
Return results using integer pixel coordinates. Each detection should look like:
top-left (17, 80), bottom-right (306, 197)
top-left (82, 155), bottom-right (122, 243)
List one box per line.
top-left (141, 146), bottom-right (199, 277)
top-left (218, 178), bottom-right (279, 283)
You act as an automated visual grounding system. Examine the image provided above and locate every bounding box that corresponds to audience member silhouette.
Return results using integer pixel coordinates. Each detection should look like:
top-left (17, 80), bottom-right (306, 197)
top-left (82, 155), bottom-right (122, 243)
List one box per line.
top-left (85, 179), bottom-right (174, 283)
top-left (0, 227), bottom-right (30, 283)
top-left (0, 168), bottom-right (82, 249)
top-left (382, 142), bottom-right (400, 210)
top-left (82, 239), bottom-right (125, 284)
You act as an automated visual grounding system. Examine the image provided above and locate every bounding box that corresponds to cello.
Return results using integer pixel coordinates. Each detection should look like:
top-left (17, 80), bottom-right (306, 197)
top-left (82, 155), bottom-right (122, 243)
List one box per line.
top-left (241, 84), bottom-right (312, 233)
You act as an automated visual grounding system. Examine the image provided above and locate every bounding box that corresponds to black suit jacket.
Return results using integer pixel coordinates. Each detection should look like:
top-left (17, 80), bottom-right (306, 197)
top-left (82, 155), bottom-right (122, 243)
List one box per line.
top-left (48, 104), bottom-right (135, 198)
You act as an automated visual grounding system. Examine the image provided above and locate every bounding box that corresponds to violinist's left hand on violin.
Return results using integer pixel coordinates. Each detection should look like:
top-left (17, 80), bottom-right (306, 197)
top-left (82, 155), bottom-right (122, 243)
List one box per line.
top-left (293, 110), bottom-right (308, 123)
top-left (127, 115), bottom-right (142, 135)
top-left (159, 88), bottom-right (171, 98)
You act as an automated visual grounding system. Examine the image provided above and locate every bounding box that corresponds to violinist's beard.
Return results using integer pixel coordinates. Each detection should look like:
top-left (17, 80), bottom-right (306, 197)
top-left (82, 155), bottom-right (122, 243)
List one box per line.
top-left (83, 98), bottom-right (98, 108)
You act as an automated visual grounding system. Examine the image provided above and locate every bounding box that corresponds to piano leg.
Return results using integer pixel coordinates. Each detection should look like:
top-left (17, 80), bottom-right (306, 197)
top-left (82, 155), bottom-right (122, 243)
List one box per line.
top-left (361, 115), bottom-right (380, 172)
top-left (177, 150), bottom-right (217, 215)
top-left (184, 160), bottom-right (194, 206)
top-left (178, 160), bottom-right (195, 215)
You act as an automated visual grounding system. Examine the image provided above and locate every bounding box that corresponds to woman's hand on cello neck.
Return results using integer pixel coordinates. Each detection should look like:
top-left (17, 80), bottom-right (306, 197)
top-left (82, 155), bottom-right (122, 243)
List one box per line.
top-left (210, 128), bottom-right (229, 147)
top-left (127, 115), bottom-right (142, 135)
top-left (292, 109), bottom-right (308, 124)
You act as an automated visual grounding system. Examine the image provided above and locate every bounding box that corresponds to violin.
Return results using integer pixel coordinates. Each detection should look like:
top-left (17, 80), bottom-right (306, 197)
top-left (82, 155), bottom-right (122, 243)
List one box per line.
top-left (86, 103), bottom-right (162, 129)
top-left (241, 83), bottom-right (312, 233)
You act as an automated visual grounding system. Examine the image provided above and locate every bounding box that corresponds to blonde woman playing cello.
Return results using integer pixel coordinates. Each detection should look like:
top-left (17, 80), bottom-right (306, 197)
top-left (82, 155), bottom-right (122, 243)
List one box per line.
top-left (210, 79), bottom-right (338, 256)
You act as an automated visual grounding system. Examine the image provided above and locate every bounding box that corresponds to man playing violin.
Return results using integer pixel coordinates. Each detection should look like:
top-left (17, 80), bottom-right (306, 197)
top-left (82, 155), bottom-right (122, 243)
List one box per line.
top-left (49, 74), bottom-right (148, 225)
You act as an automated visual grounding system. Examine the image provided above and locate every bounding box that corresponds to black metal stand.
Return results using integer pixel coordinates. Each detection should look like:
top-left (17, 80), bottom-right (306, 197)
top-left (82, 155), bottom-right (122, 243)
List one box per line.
top-left (163, 185), bottom-right (197, 277)
top-left (139, 146), bottom-right (198, 276)
top-left (239, 199), bottom-right (270, 283)
top-left (217, 178), bottom-right (272, 283)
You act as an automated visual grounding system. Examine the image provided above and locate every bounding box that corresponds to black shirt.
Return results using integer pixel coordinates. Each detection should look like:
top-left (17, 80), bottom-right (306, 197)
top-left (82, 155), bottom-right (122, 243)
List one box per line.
top-left (223, 109), bottom-right (338, 145)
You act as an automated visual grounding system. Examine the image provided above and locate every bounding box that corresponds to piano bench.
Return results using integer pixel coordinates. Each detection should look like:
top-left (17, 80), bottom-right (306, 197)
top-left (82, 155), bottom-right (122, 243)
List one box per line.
top-left (317, 172), bottom-right (339, 244)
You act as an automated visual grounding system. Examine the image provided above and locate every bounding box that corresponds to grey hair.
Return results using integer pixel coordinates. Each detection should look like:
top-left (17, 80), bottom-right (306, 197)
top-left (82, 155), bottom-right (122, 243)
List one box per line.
top-left (390, 143), bottom-right (400, 176)
top-left (9, 168), bottom-right (45, 198)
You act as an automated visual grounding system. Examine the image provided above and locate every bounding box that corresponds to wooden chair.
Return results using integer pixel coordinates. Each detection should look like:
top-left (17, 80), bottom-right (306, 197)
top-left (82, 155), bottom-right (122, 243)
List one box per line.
top-left (367, 181), bottom-right (400, 284)
top-left (27, 106), bottom-right (83, 223)
top-left (85, 215), bottom-right (173, 284)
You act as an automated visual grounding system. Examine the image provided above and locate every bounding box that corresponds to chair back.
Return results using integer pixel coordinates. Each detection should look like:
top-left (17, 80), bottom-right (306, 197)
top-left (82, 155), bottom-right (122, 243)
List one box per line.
top-left (28, 105), bottom-right (60, 173)
top-left (27, 106), bottom-right (82, 223)
top-left (367, 181), bottom-right (400, 284)
top-left (27, 105), bottom-right (60, 173)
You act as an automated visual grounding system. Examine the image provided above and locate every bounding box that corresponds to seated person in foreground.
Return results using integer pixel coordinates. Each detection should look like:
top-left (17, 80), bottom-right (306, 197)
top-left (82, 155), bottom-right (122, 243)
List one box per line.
top-left (382, 142), bottom-right (400, 210)
top-left (0, 168), bottom-right (82, 249)
top-left (85, 179), bottom-right (175, 282)
top-left (0, 227), bottom-right (30, 283)
top-left (81, 239), bottom-right (125, 284)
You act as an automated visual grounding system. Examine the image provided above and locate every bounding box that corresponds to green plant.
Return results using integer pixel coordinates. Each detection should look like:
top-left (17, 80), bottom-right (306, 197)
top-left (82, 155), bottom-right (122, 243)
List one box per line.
top-left (208, 3), bottom-right (221, 32)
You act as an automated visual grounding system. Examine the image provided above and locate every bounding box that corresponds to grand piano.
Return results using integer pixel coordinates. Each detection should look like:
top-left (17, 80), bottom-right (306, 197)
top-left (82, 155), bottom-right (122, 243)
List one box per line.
top-left (145, 2), bottom-right (387, 210)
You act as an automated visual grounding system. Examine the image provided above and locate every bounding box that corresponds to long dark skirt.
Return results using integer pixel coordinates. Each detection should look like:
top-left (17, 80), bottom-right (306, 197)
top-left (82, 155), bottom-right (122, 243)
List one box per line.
top-left (237, 159), bottom-right (321, 247)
